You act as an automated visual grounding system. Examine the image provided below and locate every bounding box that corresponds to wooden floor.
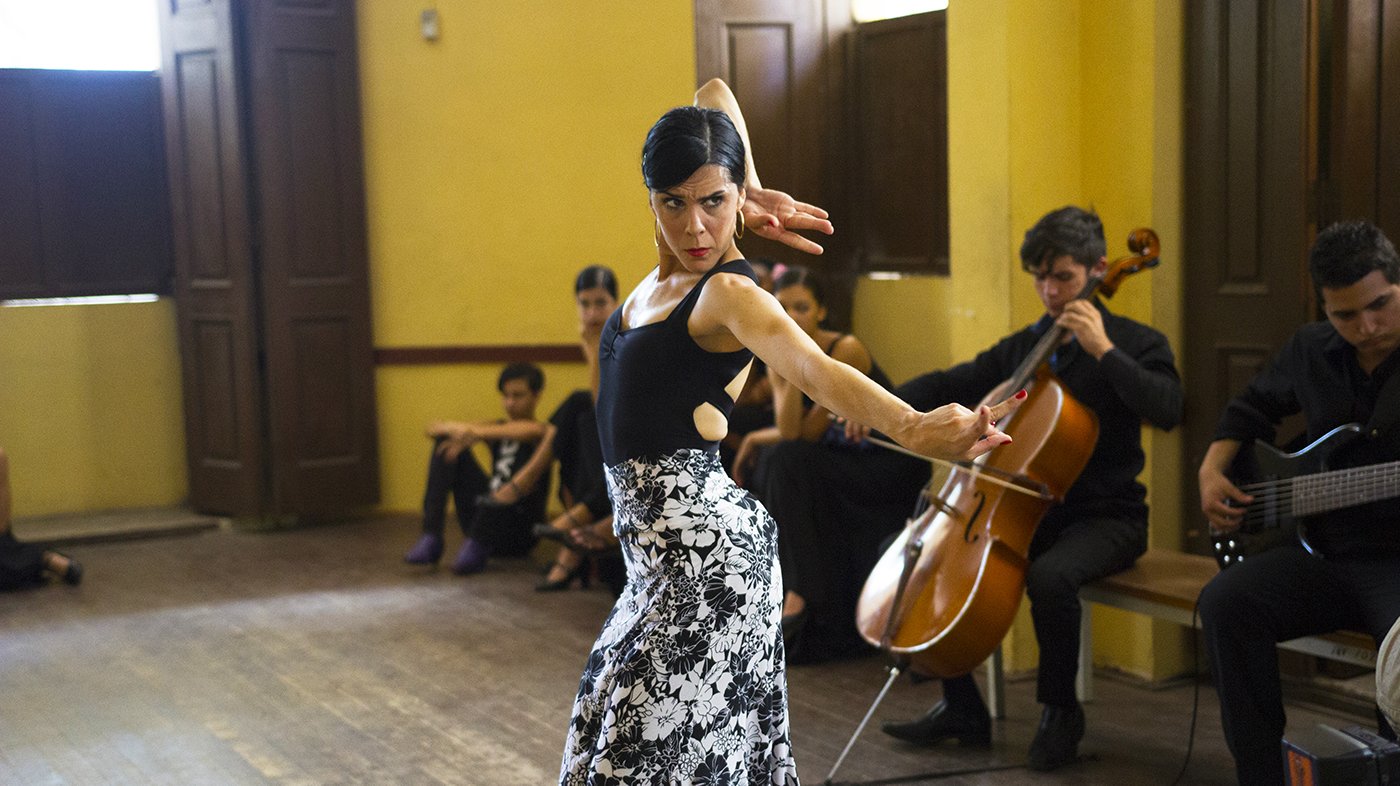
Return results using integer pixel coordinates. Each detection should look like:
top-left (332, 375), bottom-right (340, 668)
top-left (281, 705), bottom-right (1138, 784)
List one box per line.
top-left (0, 514), bottom-right (1365, 785)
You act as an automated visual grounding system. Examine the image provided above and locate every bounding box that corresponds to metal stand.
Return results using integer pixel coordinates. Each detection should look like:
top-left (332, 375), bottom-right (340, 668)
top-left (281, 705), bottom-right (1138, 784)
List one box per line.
top-left (823, 663), bottom-right (905, 785)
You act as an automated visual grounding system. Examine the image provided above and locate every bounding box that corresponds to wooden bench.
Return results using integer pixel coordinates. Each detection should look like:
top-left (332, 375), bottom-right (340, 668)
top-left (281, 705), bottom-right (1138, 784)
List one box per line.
top-left (982, 548), bottom-right (1378, 718)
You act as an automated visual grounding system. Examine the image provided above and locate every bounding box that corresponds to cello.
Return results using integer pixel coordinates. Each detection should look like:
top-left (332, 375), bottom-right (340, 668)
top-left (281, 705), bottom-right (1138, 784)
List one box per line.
top-left (855, 228), bottom-right (1161, 679)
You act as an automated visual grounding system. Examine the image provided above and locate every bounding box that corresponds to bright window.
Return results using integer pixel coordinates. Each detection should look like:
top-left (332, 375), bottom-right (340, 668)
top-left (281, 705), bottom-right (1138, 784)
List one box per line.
top-left (853, 0), bottom-right (948, 24)
top-left (0, 0), bottom-right (160, 71)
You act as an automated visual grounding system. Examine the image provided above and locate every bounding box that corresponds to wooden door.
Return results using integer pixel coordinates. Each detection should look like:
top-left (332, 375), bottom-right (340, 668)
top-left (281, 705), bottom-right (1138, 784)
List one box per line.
top-left (158, 0), bottom-right (267, 515)
top-left (242, 0), bottom-right (380, 513)
top-left (1181, 0), bottom-right (1314, 552)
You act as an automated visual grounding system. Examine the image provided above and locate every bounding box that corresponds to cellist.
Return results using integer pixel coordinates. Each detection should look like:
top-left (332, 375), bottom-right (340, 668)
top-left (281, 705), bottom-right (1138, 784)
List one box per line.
top-left (867, 206), bottom-right (1184, 770)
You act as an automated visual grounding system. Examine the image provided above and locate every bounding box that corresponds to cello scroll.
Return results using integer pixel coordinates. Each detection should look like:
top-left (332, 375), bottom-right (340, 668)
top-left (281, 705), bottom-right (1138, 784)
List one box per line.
top-left (1097, 228), bottom-right (1160, 297)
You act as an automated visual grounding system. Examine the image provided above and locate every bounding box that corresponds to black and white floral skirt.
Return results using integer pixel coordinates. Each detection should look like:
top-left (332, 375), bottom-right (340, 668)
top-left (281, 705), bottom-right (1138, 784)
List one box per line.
top-left (559, 449), bottom-right (798, 785)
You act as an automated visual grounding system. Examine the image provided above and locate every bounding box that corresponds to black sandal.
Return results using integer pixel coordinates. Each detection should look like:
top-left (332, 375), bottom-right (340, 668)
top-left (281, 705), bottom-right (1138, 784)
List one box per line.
top-left (51, 551), bottom-right (83, 586)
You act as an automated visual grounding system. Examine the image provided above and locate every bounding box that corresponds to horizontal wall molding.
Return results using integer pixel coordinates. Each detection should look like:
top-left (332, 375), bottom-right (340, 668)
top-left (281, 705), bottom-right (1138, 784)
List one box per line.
top-left (374, 344), bottom-right (583, 366)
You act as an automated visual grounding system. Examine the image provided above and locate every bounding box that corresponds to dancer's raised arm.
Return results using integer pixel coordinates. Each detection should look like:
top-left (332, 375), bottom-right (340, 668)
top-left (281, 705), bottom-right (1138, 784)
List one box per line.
top-left (694, 78), bottom-right (833, 255)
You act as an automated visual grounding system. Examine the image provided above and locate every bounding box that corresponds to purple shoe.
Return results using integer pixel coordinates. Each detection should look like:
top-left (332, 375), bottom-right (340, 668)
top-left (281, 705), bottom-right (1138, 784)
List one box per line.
top-left (451, 538), bottom-right (491, 575)
top-left (404, 533), bottom-right (444, 564)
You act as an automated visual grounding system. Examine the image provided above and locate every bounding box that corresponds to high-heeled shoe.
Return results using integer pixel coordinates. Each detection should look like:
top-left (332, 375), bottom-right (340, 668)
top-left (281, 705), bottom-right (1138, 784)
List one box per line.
top-left (536, 560), bottom-right (590, 592)
top-left (533, 523), bottom-right (615, 557)
top-left (532, 522), bottom-right (572, 544)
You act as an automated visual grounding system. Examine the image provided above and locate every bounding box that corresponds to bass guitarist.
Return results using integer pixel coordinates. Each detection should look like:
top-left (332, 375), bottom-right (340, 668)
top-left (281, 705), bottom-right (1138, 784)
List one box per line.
top-left (1198, 220), bottom-right (1400, 786)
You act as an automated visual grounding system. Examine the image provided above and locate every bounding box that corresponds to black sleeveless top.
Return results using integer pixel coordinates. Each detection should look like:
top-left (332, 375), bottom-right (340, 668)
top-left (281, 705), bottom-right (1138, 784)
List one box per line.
top-left (596, 259), bottom-right (757, 465)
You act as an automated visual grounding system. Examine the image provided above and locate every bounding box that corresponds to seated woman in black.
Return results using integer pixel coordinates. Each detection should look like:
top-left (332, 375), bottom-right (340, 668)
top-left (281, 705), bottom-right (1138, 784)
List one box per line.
top-left (728, 265), bottom-right (906, 661)
top-left (0, 447), bottom-right (83, 591)
top-left (730, 264), bottom-right (889, 488)
top-left (490, 265), bottom-right (620, 592)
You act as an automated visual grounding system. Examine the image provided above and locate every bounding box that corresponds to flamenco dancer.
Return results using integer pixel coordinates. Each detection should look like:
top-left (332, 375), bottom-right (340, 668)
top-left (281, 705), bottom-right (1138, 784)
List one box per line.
top-left (558, 79), bottom-right (1021, 784)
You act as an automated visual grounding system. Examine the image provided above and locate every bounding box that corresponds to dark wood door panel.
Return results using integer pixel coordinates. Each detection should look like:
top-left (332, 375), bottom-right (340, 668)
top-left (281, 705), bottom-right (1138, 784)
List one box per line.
top-left (271, 316), bottom-right (377, 510)
top-left (244, 0), bottom-right (379, 512)
top-left (185, 315), bottom-right (263, 512)
top-left (159, 0), bottom-right (266, 515)
top-left (159, 0), bottom-right (378, 516)
top-left (190, 319), bottom-right (243, 462)
top-left (852, 12), bottom-right (946, 274)
top-left (171, 50), bottom-right (236, 284)
top-left (1326, 0), bottom-right (1400, 240)
top-left (725, 24), bottom-right (802, 200)
top-left (1183, 0), bottom-right (1312, 551)
top-left (0, 75), bottom-right (44, 296)
top-left (1385, 0), bottom-right (1400, 235)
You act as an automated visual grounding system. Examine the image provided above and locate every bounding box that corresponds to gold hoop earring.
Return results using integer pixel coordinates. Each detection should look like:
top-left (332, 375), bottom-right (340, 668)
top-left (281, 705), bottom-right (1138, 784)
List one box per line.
top-left (734, 210), bottom-right (746, 240)
top-left (654, 221), bottom-right (662, 248)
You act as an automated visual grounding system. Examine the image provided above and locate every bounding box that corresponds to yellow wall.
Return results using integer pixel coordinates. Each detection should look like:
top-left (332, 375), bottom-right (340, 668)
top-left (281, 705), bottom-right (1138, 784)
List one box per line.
top-left (357, 0), bottom-right (696, 512)
top-left (854, 0), bottom-right (1187, 681)
top-left (0, 300), bottom-right (187, 516)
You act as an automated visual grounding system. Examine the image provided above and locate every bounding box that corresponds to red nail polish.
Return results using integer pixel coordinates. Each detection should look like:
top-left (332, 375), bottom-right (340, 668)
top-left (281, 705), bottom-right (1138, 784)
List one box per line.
top-left (1015, 389), bottom-right (1028, 400)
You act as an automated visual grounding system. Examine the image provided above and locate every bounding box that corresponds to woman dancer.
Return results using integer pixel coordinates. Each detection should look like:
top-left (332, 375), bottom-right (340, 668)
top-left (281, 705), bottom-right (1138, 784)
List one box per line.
top-left (559, 79), bottom-right (1020, 784)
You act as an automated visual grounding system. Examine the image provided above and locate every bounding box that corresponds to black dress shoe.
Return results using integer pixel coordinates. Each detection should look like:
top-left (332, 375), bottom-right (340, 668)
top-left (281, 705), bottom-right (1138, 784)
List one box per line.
top-left (1027, 703), bottom-right (1085, 771)
top-left (881, 699), bottom-right (992, 746)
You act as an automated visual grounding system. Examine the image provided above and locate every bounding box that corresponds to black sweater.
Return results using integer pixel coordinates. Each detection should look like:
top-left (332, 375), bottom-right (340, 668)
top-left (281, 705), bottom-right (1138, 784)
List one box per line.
top-left (895, 298), bottom-right (1183, 521)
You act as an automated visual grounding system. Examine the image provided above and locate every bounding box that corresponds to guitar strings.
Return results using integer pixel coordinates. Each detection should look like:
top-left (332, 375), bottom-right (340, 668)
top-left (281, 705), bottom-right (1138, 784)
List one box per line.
top-left (1233, 466), bottom-right (1400, 526)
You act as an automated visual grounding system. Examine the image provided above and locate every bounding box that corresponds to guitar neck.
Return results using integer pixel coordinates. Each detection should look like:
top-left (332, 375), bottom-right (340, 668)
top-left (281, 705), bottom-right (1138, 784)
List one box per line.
top-left (1292, 459), bottom-right (1400, 517)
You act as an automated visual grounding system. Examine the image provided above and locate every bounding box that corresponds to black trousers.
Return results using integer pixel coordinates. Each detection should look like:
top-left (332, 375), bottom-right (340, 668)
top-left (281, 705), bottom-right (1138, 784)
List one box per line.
top-left (550, 390), bottom-right (611, 519)
top-left (419, 438), bottom-right (536, 556)
top-left (1199, 545), bottom-right (1400, 786)
top-left (942, 510), bottom-right (1147, 709)
top-left (0, 530), bottom-right (47, 591)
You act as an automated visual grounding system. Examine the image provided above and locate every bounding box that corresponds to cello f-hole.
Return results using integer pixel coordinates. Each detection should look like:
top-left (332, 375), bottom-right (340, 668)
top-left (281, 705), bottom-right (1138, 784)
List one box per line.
top-left (961, 491), bottom-right (986, 543)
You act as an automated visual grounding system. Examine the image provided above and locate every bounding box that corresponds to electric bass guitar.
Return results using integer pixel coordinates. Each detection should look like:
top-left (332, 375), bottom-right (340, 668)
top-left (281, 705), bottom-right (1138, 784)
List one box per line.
top-left (1212, 423), bottom-right (1400, 569)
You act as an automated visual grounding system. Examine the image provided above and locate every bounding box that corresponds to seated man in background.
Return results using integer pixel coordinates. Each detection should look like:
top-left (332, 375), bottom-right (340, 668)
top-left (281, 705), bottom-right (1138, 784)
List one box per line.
top-left (1198, 220), bottom-right (1400, 786)
top-left (1, 446), bottom-right (83, 590)
top-left (403, 362), bottom-right (548, 575)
